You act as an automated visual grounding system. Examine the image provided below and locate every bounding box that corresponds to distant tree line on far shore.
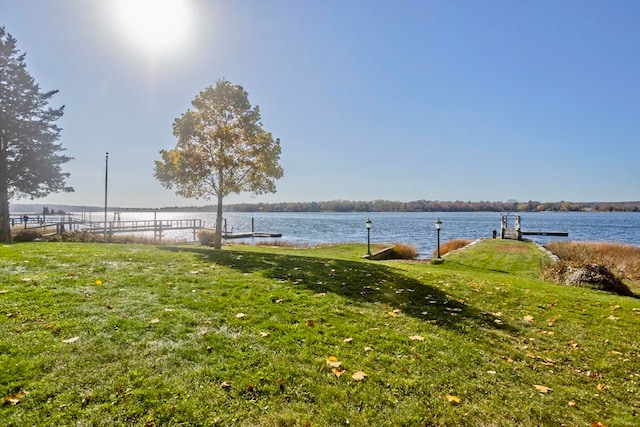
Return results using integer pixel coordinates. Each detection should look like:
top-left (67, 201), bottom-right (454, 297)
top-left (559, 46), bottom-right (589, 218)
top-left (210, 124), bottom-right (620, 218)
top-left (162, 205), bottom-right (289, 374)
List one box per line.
top-left (153, 200), bottom-right (640, 213)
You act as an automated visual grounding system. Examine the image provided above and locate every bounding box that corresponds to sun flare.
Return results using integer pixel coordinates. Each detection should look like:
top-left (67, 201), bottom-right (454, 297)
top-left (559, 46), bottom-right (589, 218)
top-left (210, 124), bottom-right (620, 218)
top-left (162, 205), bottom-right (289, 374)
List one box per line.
top-left (110, 0), bottom-right (193, 56)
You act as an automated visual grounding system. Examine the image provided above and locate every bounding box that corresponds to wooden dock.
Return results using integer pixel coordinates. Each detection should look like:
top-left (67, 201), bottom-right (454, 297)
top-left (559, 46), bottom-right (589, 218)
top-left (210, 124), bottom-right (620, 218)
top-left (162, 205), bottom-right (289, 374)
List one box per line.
top-left (87, 219), bottom-right (204, 242)
top-left (500, 214), bottom-right (568, 240)
top-left (85, 219), bottom-right (281, 242)
top-left (521, 231), bottom-right (569, 237)
top-left (222, 232), bottom-right (282, 239)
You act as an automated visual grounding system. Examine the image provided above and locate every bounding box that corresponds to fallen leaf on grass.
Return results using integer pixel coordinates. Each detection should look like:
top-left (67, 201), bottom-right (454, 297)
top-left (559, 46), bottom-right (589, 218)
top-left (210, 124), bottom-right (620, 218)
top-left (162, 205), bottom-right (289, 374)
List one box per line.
top-left (62, 336), bottom-right (80, 343)
top-left (235, 313), bottom-right (245, 319)
top-left (220, 381), bottom-right (231, 389)
top-left (332, 367), bottom-right (345, 378)
top-left (445, 394), bottom-right (461, 405)
top-left (260, 332), bottom-right (270, 338)
top-left (149, 318), bottom-right (160, 324)
top-left (326, 356), bottom-right (342, 368)
top-left (534, 384), bottom-right (552, 394)
top-left (591, 422), bottom-right (607, 427)
top-left (4, 391), bottom-right (25, 405)
top-left (523, 315), bottom-right (534, 323)
top-left (351, 371), bottom-right (367, 381)
top-left (568, 401), bottom-right (577, 407)
top-left (409, 335), bottom-right (425, 341)
top-left (583, 370), bottom-right (602, 378)
top-left (597, 383), bottom-right (607, 391)
top-left (343, 337), bottom-right (353, 343)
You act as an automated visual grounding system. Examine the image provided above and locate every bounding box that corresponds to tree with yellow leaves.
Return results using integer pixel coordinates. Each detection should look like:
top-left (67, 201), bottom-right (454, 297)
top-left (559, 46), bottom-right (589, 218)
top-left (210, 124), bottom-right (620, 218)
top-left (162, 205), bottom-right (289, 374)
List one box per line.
top-left (154, 79), bottom-right (283, 249)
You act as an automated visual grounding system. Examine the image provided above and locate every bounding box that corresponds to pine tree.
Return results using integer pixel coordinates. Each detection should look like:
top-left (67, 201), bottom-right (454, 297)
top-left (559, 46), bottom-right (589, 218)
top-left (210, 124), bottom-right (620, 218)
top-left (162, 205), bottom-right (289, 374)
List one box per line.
top-left (0, 27), bottom-right (73, 242)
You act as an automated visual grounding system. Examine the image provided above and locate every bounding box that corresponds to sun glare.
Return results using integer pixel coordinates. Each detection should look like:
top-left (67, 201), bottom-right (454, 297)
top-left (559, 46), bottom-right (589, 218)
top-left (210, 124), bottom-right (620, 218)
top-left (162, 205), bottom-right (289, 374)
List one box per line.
top-left (110, 0), bottom-right (193, 56)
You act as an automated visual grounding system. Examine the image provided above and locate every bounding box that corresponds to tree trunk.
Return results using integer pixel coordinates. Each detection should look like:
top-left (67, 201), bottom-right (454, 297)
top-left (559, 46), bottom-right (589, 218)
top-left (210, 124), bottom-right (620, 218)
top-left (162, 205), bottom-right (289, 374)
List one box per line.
top-left (0, 146), bottom-right (10, 243)
top-left (0, 192), bottom-right (10, 243)
top-left (214, 192), bottom-right (224, 250)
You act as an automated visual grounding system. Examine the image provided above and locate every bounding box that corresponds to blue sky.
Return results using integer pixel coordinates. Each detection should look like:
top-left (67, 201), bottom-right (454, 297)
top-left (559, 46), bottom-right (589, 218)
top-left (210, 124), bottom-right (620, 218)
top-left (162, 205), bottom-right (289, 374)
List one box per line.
top-left (2, 0), bottom-right (638, 208)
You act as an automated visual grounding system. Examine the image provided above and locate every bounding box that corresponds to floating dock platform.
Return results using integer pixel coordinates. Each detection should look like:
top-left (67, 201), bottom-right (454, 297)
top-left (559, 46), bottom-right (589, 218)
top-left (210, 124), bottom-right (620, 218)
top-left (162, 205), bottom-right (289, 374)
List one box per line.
top-left (521, 231), bottom-right (569, 237)
top-left (223, 232), bottom-right (282, 239)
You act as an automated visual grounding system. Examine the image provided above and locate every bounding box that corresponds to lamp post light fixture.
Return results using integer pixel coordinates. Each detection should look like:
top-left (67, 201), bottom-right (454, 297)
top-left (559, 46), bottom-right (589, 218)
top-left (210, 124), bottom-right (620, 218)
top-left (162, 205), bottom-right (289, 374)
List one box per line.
top-left (435, 218), bottom-right (442, 259)
top-left (365, 218), bottom-right (372, 256)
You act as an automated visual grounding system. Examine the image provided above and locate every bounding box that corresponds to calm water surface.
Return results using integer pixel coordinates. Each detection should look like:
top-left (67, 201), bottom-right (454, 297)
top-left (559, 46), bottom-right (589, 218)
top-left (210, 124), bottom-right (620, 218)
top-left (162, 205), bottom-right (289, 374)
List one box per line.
top-left (101, 211), bottom-right (640, 258)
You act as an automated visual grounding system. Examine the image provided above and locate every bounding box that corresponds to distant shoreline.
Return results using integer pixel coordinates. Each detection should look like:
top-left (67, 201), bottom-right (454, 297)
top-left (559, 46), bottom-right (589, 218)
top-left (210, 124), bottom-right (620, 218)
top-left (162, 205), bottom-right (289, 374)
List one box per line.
top-left (10, 200), bottom-right (640, 214)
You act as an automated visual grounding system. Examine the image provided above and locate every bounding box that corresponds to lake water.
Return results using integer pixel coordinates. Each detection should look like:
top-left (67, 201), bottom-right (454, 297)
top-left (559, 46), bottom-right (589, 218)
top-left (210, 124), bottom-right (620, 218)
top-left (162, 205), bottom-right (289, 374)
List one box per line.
top-left (90, 211), bottom-right (640, 257)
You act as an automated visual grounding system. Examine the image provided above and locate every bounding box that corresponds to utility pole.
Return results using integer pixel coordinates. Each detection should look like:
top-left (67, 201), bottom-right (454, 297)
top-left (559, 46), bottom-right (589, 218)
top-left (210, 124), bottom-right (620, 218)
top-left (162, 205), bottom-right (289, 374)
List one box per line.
top-left (104, 152), bottom-right (108, 241)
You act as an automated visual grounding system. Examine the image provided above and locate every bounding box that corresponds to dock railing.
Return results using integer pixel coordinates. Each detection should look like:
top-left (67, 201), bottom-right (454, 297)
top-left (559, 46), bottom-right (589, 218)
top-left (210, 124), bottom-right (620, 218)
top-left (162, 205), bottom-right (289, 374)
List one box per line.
top-left (86, 219), bottom-right (204, 242)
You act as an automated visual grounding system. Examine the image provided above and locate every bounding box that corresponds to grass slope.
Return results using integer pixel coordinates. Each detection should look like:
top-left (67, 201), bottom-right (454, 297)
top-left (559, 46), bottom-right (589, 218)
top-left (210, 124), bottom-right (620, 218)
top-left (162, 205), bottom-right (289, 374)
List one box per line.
top-left (1, 240), bottom-right (638, 426)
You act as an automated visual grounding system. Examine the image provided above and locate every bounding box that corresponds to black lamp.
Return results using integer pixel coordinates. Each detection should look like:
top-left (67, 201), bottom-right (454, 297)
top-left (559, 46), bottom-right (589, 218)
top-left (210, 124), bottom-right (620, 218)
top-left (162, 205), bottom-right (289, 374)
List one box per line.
top-left (435, 218), bottom-right (442, 259)
top-left (365, 218), bottom-right (372, 256)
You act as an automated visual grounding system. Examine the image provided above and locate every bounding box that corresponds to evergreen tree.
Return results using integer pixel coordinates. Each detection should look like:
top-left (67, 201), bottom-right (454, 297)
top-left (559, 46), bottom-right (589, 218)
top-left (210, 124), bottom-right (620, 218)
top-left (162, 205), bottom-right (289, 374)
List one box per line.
top-left (0, 27), bottom-right (72, 242)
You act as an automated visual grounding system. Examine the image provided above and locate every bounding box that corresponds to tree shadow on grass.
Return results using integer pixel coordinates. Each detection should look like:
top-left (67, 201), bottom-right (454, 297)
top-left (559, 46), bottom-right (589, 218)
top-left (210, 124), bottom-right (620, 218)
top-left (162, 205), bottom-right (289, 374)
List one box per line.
top-left (161, 246), bottom-right (516, 333)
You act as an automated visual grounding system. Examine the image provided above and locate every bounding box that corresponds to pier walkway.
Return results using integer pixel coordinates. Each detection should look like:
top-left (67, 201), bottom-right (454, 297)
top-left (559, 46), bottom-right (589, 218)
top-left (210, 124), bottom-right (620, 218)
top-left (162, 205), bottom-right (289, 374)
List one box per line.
top-left (500, 214), bottom-right (568, 240)
top-left (86, 219), bottom-right (204, 242)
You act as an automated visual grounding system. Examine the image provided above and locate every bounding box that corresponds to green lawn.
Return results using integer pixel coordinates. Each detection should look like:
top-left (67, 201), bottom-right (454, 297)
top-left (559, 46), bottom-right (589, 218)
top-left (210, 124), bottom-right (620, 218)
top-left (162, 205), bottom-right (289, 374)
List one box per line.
top-left (1, 240), bottom-right (638, 426)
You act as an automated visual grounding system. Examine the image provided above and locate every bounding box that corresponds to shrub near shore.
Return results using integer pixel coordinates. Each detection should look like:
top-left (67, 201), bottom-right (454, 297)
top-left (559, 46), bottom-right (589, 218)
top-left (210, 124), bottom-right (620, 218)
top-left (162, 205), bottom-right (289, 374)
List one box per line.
top-left (545, 241), bottom-right (640, 282)
top-left (433, 239), bottom-right (473, 258)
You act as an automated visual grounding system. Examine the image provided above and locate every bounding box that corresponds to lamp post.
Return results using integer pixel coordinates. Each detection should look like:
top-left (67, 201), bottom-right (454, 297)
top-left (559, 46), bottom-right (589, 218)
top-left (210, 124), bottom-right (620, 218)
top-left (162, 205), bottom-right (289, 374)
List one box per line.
top-left (435, 218), bottom-right (442, 259)
top-left (365, 218), bottom-right (372, 256)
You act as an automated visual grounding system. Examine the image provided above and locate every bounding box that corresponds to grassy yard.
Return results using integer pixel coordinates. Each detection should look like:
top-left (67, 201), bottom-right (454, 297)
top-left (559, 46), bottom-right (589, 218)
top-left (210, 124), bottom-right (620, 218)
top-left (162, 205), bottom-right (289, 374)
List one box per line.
top-left (1, 240), bottom-right (638, 426)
